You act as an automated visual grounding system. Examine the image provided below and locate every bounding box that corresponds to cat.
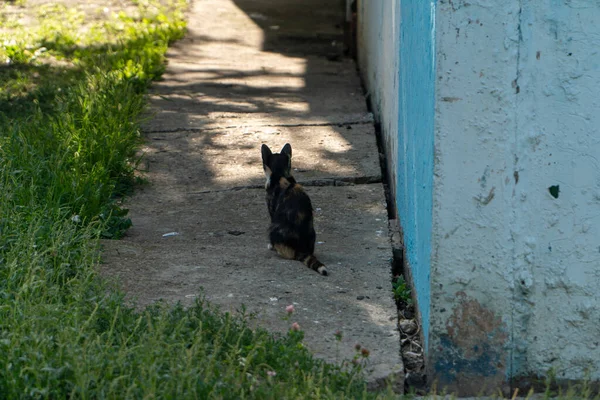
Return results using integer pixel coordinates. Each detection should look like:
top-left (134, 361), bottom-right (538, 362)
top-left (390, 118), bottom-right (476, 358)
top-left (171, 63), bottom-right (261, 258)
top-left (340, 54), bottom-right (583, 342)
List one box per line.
top-left (261, 143), bottom-right (328, 276)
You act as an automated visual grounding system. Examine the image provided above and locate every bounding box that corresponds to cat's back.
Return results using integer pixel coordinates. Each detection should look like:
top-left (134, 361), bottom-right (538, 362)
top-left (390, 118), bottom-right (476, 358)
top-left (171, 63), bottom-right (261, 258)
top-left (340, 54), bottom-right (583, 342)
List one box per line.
top-left (271, 177), bottom-right (314, 221)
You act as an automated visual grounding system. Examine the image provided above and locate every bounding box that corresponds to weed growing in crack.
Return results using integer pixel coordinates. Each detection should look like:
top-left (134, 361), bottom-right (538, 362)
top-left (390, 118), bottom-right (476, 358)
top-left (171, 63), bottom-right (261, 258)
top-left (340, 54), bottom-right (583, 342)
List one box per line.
top-left (392, 274), bottom-right (413, 305)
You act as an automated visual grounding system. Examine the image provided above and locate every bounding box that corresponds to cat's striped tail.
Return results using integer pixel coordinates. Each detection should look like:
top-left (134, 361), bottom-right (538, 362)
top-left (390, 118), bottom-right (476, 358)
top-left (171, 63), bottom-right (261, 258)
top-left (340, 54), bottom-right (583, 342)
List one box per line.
top-left (298, 254), bottom-right (328, 276)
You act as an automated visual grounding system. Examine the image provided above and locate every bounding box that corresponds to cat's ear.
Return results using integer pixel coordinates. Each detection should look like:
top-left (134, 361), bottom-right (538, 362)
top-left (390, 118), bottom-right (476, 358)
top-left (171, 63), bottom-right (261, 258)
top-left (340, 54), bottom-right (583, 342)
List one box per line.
top-left (261, 144), bottom-right (272, 164)
top-left (280, 143), bottom-right (292, 158)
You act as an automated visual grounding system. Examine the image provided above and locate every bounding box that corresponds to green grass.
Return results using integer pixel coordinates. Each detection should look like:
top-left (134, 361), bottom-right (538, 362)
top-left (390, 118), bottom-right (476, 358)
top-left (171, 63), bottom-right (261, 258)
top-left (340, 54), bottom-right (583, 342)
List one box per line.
top-left (392, 275), bottom-right (412, 305)
top-left (0, 1), bottom-right (388, 398)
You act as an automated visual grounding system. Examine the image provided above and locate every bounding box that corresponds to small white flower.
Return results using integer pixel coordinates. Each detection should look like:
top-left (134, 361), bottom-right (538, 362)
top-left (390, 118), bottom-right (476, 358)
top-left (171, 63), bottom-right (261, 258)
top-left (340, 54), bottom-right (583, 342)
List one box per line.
top-left (34, 47), bottom-right (47, 56)
top-left (71, 215), bottom-right (81, 223)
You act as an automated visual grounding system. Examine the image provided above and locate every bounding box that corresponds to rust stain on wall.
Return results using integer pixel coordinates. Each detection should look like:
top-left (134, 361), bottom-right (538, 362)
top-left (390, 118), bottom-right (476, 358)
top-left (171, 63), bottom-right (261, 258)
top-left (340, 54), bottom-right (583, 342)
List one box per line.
top-left (433, 292), bottom-right (509, 394)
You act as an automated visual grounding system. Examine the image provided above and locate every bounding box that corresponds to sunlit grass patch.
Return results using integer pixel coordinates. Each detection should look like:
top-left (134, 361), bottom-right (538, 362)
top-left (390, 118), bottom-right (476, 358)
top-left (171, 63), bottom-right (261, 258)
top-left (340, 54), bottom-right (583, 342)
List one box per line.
top-left (0, 0), bottom-right (186, 118)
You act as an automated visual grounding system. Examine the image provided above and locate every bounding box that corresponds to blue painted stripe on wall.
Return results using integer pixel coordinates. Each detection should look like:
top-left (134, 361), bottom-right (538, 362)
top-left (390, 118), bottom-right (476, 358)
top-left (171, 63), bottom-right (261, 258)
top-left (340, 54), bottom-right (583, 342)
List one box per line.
top-left (397, 0), bottom-right (435, 350)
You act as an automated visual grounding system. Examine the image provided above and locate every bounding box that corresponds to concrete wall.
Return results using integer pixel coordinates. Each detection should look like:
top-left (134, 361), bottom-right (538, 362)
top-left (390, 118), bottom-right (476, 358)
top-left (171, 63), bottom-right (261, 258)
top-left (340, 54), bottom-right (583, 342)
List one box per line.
top-left (357, 0), bottom-right (400, 205)
top-left (431, 0), bottom-right (600, 392)
top-left (430, 0), bottom-right (520, 392)
top-left (358, 0), bottom-right (600, 394)
top-left (357, 0), bottom-right (435, 349)
top-left (516, 0), bottom-right (600, 383)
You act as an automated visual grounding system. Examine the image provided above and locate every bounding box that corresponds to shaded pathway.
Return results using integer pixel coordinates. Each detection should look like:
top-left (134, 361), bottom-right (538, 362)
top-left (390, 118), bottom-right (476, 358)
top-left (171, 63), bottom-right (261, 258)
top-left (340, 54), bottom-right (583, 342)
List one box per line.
top-left (101, 0), bottom-right (402, 390)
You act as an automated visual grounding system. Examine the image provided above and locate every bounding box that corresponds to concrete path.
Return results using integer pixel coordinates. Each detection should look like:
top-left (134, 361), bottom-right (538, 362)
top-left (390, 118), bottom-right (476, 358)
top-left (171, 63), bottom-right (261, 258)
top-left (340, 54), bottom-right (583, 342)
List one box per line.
top-left (101, 0), bottom-right (402, 391)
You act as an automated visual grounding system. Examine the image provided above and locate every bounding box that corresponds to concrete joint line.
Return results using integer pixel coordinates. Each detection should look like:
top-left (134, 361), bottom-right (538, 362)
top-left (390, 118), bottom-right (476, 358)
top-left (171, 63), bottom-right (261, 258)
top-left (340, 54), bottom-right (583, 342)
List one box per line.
top-left (143, 120), bottom-right (375, 135)
top-left (187, 176), bottom-right (383, 195)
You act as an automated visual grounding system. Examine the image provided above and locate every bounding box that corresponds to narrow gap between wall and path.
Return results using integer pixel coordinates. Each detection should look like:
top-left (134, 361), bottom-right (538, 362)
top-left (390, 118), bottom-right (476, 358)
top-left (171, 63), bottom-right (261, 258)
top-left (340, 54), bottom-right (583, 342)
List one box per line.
top-left (363, 90), bottom-right (428, 394)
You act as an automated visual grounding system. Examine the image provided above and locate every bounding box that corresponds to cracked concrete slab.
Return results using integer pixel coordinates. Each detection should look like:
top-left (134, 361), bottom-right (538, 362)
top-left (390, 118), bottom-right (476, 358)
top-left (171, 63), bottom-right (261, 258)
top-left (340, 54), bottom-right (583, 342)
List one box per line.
top-left (101, 0), bottom-right (403, 391)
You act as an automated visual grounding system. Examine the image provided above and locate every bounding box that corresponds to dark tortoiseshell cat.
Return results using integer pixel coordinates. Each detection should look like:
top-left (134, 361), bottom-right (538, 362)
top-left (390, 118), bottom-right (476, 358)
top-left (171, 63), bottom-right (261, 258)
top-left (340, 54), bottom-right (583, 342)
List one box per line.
top-left (261, 143), bottom-right (328, 276)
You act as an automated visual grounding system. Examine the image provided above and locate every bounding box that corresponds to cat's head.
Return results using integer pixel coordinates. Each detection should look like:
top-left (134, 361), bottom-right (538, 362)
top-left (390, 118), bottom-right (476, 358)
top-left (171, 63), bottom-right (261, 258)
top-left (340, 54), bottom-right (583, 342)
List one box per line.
top-left (261, 143), bottom-right (292, 181)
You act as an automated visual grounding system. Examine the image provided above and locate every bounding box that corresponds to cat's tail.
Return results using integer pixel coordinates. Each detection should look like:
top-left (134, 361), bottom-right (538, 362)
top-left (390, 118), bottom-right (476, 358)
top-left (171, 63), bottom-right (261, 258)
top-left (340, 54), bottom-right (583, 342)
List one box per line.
top-left (297, 254), bottom-right (328, 276)
top-left (271, 243), bottom-right (328, 276)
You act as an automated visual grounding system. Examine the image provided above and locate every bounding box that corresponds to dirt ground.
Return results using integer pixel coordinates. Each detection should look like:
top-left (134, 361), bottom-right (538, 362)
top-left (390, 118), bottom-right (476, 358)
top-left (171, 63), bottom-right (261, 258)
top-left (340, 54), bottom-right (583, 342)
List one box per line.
top-left (99, 0), bottom-right (404, 391)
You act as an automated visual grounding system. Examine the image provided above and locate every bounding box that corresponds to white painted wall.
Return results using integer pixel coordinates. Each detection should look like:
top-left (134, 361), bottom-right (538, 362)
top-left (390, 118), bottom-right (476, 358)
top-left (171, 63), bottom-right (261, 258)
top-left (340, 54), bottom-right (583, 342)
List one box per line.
top-left (516, 0), bottom-right (600, 381)
top-left (430, 0), bottom-right (521, 390)
top-left (356, 0), bottom-right (399, 205)
top-left (431, 0), bottom-right (600, 391)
